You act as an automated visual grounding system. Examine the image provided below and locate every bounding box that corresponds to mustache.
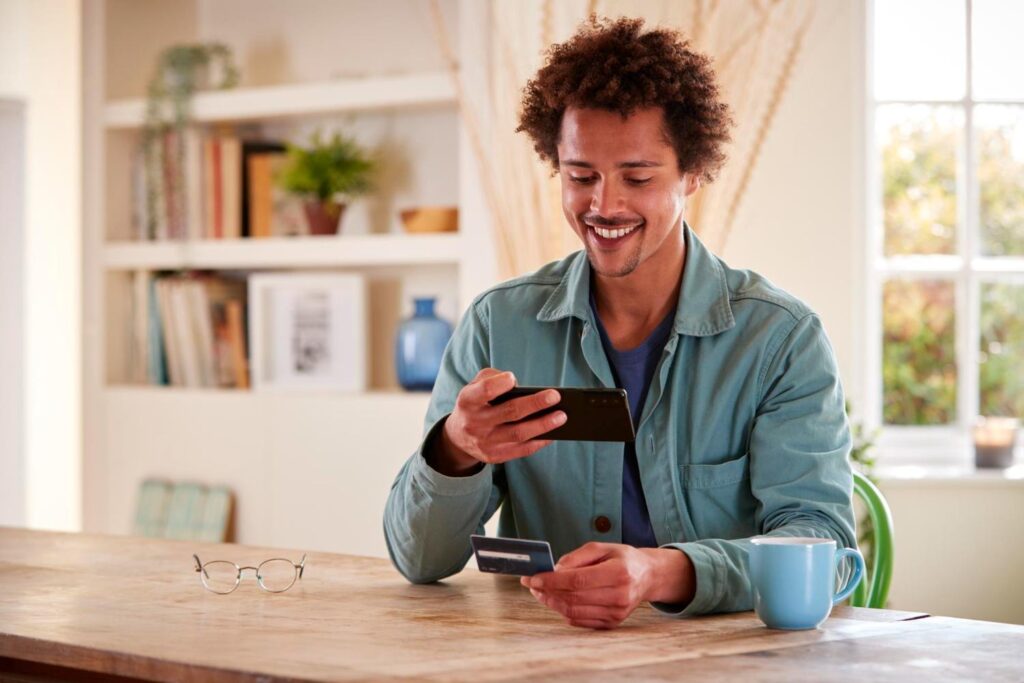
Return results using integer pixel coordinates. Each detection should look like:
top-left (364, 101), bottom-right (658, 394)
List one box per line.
top-left (581, 213), bottom-right (644, 227)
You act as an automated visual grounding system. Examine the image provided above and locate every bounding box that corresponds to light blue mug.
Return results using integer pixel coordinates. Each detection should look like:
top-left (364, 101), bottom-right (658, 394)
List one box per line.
top-left (749, 536), bottom-right (865, 630)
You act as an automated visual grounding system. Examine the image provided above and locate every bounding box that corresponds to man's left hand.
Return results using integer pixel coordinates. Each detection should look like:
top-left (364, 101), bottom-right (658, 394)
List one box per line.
top-left (520, 542), bottom-right (695, 629)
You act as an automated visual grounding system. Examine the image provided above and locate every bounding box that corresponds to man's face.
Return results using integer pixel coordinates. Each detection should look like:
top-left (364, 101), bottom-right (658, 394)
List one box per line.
top-left (556, 106), bottom-right (698, 279)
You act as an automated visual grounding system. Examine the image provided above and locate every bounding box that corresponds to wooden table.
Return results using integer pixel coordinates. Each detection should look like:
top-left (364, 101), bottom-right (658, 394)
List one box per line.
top-left (1, 528), bottom-right (1022, 682)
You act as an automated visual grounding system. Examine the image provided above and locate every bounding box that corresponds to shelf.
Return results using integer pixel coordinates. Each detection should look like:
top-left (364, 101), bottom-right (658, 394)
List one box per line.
top-left (104, 72), bottom-right (456, 129)
top-left (102, 233), bottom-right (464, 270)
top-left (104, 384), bottom-right (433, 405)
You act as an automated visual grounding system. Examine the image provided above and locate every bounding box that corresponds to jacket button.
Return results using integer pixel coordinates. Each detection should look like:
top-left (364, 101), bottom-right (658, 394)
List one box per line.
top-left (594, 516), bottom-right (612, 533)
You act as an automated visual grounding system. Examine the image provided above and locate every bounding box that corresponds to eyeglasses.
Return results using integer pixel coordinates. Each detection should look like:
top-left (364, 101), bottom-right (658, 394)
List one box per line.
top-left (193, 553), bottom-right (307, 594)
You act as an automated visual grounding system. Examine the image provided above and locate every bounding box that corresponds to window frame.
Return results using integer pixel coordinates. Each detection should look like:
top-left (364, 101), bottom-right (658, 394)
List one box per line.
top-left (866, 0), bottom-right (1024, 464)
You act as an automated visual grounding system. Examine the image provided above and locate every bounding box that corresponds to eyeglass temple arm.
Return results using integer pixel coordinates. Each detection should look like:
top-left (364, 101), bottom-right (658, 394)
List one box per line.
top-left (298, 554), bottom-right (307, 579)
top-left (193, 554), bottom-right (210, 579)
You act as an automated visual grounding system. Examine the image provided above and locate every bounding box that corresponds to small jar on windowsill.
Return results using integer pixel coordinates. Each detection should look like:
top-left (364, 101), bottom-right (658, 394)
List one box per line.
top-left (973, 417), bottom-right (1019, 469)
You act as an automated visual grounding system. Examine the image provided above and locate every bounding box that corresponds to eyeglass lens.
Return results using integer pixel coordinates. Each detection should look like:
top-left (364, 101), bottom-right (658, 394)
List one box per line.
top-left (201, 560), bottom-right (240, 594)
top-left (258, 559), bottom-right (298, 592)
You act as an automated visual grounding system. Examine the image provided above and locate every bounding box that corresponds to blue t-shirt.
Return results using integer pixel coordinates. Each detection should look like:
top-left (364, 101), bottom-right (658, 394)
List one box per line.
top-left (589, 292), bottom-right (676, 548)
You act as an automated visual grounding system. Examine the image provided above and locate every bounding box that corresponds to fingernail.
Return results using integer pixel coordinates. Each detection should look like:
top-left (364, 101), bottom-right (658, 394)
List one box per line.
top-left (546, 390), bottom-right (560, 405)
top-left (553, 411), bottom-right (567, 425)
top-left (505, 372), bottom-right (516, 384)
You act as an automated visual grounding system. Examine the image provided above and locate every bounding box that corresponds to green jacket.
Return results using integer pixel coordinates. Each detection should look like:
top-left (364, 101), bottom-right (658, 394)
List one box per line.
top-left (384, 225), bottom-right (856, 616)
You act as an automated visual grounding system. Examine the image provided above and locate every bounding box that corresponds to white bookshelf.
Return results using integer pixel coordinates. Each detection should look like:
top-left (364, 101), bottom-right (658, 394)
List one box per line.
top-left (104, 71), bottom-right (456, 128)
top-left (102, 234), bottom-right (465, 270)
top-left (82, 0), bottom-right (497, 554)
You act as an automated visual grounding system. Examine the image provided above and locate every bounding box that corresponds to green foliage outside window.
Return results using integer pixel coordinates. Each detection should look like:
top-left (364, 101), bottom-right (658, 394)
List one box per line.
top-left (880, 106), bottom-right (1024, 425)
top-left (882, 280), bottom-right (957, 425)
top-left (979, 283), bottom-right (1024, 418)
top-left (881, 107), bottom-right (959, 257)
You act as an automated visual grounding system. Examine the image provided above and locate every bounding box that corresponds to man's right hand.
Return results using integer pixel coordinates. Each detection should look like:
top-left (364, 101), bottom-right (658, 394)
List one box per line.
top-left (429, 369), bottom-right (566, 476)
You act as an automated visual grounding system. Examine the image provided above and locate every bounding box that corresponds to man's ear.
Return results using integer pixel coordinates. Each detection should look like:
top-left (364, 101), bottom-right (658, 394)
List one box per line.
top-left (683, 173), bottom-right (701, 197)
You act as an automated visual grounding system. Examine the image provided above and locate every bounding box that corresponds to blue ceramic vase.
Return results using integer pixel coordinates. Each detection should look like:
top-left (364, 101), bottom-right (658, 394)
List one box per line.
top-left (395, 297), bottom-right (453, 391)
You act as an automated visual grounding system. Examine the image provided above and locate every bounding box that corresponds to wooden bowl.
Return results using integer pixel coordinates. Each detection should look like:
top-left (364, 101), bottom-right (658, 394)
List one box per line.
top-left (400, 206), bottom-right (459, 233)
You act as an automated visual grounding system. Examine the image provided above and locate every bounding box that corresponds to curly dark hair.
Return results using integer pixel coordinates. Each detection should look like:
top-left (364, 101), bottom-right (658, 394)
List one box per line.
top-left (517, 16), bottom-right (733, 184)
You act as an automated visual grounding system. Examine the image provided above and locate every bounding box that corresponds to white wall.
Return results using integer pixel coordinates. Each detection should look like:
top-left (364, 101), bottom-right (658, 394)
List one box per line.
top-left (0, 0), bottom-right (82, 531)
top-left (880, 480), bottom-right (1024, 624)
top-left (722, 0), bottom-right (862, 406)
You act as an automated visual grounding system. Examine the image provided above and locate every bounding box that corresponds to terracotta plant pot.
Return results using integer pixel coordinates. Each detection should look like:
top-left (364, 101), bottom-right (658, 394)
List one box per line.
top-left (303, 200), bottom-right (346, 236)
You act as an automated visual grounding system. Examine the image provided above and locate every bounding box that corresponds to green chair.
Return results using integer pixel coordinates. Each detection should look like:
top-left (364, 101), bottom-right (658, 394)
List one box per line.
top-left (850, 471), bottom-right (894, 608)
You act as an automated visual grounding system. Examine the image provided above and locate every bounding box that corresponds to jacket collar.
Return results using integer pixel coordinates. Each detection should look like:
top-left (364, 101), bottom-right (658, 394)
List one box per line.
top-left (536, 222), bottom-right (735, 337)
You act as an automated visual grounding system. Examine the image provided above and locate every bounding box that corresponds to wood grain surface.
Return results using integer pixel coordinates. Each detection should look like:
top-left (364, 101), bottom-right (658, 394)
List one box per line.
top-left (1, 527), bottom-right (1021, 682)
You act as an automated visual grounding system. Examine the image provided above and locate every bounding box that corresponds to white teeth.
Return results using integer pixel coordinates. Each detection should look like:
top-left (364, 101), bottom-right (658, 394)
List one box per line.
top-left (591, 224), bottom-right (640, 239)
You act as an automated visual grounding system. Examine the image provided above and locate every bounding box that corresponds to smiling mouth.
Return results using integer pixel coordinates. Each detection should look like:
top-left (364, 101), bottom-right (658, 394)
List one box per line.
top-left (585, 222), bottom-right (644, 240)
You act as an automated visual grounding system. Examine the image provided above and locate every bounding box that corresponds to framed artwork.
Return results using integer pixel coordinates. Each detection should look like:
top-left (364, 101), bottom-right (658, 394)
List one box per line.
top-left (248, 273), bottom-right (366, 392)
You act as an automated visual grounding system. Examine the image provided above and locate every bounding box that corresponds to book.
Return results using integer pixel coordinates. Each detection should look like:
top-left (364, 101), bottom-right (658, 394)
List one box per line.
top-left (162, 129), bottom-right (182, 239)
top-left (247, 152), bottom-right (287, 238)
top-left (220, 136), bottom-right (242, 239)
top-left (184, 128), bottom-right (204, 241)
top-left (186, 279), bottom-right (218, 387)
top-left (241, 141), bottom-right (286, 238)
top-left (152, 133), bottom-right (168, 241)
top-left (169, 279), bottom-right (201, 387)
top-left (201, 275), bottom-right (248, 387)
top-left (203, 136), bottom-right (221, 239)
top-left (131, 147), bottom-right (148, 241)
top-left (147, 277), bottom-right (167, 385)
top-left (225, 299), bottom-right (249, 389)
top-left (154, 279), bottom-right (182, 385)
top-left (130, 270), bottom-right (150, 383)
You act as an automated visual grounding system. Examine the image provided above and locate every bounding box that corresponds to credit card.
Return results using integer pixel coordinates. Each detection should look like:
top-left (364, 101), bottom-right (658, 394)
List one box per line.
top-left (470, 534), bottom-right (554, 577)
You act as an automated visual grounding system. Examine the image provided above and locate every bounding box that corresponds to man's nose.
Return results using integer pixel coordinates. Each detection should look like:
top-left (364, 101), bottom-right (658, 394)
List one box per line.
top-left (589, 179), bottom-right (623, 214)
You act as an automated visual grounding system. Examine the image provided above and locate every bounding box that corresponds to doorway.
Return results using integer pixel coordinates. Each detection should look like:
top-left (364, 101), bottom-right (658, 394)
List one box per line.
top-left (0, 98), bottom-right (25, 526)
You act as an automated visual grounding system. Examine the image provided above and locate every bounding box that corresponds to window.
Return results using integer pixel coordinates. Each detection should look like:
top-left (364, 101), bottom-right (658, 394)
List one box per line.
top-left (868, 0), bottom-right (1024, 462)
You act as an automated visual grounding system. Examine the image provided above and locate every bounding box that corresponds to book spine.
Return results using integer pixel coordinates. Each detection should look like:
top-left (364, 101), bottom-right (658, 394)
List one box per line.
top-left (185, 128), bottom-right (204, 241)
top-left (212, 138), bottom-right (223, 239)
top-left (226, 299), bottom-right (249, 389)
top-left (148, 277), bottom-right (168, 385)
top-left (154, 279), bottom-right (181, 386)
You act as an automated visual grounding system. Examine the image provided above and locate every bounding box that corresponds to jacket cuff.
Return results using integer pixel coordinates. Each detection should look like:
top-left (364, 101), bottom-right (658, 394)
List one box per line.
top-left (649, 542), bottom-right (724, 617)
top-left (410, 415), bottom-right (493, 497)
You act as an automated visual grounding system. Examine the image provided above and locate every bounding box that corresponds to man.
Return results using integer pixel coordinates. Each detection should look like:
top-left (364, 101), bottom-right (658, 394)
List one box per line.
top-left (384, 16), bottom-right (856, 630)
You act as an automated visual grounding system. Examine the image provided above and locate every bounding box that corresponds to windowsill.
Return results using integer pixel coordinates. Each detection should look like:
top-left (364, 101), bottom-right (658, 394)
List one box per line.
top-left (874, 463), bottom-right (1024, 486)
top-left (869, 431), bottom-right (1023, 485)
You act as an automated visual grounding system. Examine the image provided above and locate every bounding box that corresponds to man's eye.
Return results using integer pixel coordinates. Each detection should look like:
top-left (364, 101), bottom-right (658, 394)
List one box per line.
top-left (627, 178), bottom-right (653, 186)
top-left (569, 175), bottom-right (597, 184)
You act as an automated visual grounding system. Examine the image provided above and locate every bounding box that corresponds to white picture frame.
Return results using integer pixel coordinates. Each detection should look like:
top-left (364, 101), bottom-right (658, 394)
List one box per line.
top-left (248, 273), bottom-right (367, 392)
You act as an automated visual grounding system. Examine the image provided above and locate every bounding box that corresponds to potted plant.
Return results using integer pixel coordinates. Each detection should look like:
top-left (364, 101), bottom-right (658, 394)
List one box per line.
top-left (277, 131), bottom-right (375, 236)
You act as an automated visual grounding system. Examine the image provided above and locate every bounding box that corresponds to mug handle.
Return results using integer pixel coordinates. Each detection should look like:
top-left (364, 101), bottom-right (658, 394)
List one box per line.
top-left (832, 548), bottom-right (866, 604)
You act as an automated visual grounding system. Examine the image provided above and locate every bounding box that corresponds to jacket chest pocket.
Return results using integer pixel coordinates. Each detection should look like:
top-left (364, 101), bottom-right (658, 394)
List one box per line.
top-left (680, 453), bottom-right (757, 540)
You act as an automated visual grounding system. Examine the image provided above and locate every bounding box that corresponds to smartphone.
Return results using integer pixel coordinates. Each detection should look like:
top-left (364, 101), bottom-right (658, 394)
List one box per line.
top-left (489, 386), bottom-right (635, 442)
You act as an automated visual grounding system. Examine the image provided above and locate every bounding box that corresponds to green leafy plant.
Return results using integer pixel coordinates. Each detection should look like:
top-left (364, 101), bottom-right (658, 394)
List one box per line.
top-left (278, 131), bottom-right (375, 203)
top-left (143, 43), bottom-right (239, 133)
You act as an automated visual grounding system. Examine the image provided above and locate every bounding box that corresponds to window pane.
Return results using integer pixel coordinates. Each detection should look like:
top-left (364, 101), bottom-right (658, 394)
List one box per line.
top-left (979, 282), bottom-right (1024, 418)
top-left (873, 0), bottom-right (965, 101)
top-left (973, 0), bottom-right (1024, 99)
top-left (977, 105), bottom-right (1024, 256)
top-left (883, 279), bottom-right (958, 425)
top-left (878, 105), bottom-right (963, 256)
